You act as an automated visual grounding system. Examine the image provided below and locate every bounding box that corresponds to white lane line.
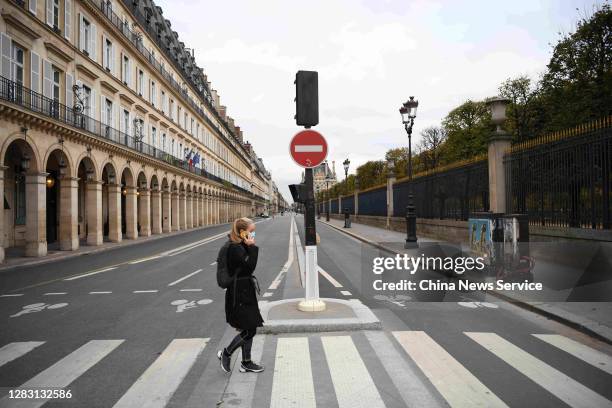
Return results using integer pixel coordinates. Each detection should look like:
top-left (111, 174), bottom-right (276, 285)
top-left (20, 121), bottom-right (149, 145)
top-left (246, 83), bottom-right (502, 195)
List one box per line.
top-left (393, 331), bottom-right (507, 408)
top-left (270, 337), bottom-right (316, 408)
top-left (364, 331), bottom-right (441, 408)
top-left (133, 290), bottom-right (159, 293)
top-left (112, 338), bottom-right (209, 408)
top-left (64, 267), bottom-right (117, 281)
top-left (318, 267), bottom-right (343, 288)
top-left (89, 291), bottom-right (112, 294)
top-left (467, 332), bottom-right (611, 408)
top-left (0, 341), bottom-right (45, 368)
top-left (128, 256), bottom-right (161, 264)
top-left (163, 232), bottom-right (227, 257)
top-left (179, 289), bottom-right (203, 292)
top-left (168, 269), bottom-right (202, 287)
top-left (224, 335), bottom-right (264, 406)
top-left (321, 335), bottom-right (385, 408)
top-left (262, 292), bottom-right (273, 298)
top-left (340, 290), bottom-right (352, 296)
top-left (0, 340), bottom-right (123, 408)
top-left (0, 294), bottom-right (24, 297)
top-left (268, 218), bottom-right (295, 290)
top-left (533, 334), bottom-right (612, 375)
top-left (210, 261), bottom-right (217, 266)
top-left (44, 292), bottom-right (67, 296)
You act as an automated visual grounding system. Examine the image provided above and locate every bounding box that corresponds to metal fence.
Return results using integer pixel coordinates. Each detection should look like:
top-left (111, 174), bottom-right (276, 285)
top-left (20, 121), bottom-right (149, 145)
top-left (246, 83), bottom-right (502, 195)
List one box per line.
top-left (505, 123), bottom-right (611, 229)
top-left (358, 186), bottom-right (387, 216)
top-left (393, 160), bottom-right (489, 219)
top-left (331, 199), bottom-right (339, 214)
top-left (0, 76), bottom-right (246, 193)
top-left (341, 195), bottom-right (355, 214)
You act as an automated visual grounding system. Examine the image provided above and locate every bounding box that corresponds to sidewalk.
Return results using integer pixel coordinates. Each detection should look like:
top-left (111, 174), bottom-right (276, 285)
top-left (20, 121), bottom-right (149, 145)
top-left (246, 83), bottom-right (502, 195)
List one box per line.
top-left (320, 217), bottom-right (612, 344)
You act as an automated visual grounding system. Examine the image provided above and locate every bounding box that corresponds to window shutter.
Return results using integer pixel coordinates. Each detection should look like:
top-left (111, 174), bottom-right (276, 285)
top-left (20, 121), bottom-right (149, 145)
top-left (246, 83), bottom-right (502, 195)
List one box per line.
top-left (1, 33), bottom-right (11, 80)
top-left (42, 59), bottom-right (52, 99)
top-left (110, 42), bottom-right (115, 75)
top-left (29, 0), bottom-right (37, 15)
top-left (64, 0), bottom-right (71, 40)
top-left (65, 72), bottom-right (73, 108)
top-left (79, 14), bottom-right (85, 52)
top-left (114, 103), bottom-right (118, 129)
top-left (89, 24), bottom-right (97, 61)
top-left (142, 72), bottom-right (148, 99)
top-left (46, 0), bottom-right (53, 27)
top-left (30, 51), bottom-right (40, 93)
top-left (102, 35), bottom-right (107, 68)
top-left (90, 88), bottom-right (96, 120)
top-left (101, 95), bottom-right (106, 125)
top-left (128, 58), bottom-right (132, 88)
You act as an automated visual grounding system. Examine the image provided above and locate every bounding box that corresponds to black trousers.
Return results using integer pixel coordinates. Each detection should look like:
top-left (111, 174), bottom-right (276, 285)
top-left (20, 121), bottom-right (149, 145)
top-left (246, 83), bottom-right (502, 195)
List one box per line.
top-left (225, 328), bottom-right (256, 361)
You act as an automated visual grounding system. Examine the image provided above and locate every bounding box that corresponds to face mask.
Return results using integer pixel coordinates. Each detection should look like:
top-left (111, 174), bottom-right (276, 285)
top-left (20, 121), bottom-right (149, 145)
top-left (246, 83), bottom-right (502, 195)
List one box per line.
top-left (250, 232), bottom-right (256, 238)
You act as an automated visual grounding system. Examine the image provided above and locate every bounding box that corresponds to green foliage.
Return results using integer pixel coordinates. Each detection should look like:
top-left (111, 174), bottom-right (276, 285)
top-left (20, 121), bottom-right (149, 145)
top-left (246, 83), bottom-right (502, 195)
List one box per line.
top-left (441, 100), bottom-right (491, 163)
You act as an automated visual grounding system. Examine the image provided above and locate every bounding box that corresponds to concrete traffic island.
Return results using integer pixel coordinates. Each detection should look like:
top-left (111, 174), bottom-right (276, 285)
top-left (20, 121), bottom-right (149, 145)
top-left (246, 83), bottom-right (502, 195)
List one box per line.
top-left (259, 298), bottom-right (382, 334)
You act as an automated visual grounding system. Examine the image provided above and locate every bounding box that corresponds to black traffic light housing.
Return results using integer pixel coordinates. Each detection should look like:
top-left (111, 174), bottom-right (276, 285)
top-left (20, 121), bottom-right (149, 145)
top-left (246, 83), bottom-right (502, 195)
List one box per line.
top-left (295, 70), bottom-right (319, 127)
top-left (289, 183), bottom-right (309, 204)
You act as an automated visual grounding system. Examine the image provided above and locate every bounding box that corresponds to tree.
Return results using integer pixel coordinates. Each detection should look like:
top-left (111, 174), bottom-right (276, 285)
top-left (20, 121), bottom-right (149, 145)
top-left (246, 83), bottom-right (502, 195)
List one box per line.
top-left (384, 147), bottom-right (409, 178)
top-left (417, 126), bottom-right (447, 171)
top-left (539, 4), bottom-right (612, 130)
top-left (441, 100), bottom-right (491, 162)
top-left (356, 160), bottom-right (387, 189)
top-left (499, 76), bottom-right (544, 141)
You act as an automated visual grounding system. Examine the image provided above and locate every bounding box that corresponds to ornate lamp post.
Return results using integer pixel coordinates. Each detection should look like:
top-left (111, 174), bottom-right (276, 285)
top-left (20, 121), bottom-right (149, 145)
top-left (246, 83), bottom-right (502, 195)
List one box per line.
top-left (400, 96), bottom-right (419, 248)
top-left (342, 158), bottom-right (350, 180)
top-left (325, 175), bottom-right (331, 222)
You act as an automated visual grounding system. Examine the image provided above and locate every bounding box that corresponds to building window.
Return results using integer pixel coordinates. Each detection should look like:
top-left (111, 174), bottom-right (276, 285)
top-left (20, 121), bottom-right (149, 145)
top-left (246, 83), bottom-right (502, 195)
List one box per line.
top-left (169, 99), bottom-right (174, 121)
top-left (150, 81), bottom-right (156, 106)
top-left (151, 126), bottom-right (157, 147)
top-left (105, 98), bottom-right (112, 126)
top-left (122, 55), bottom-right (129, 84)
top-left (52, 66), bottom-right (61, 103)
top-left (171, 139), bottom-right (175, 156)
top-left (82, 18), bottom-right (91, 54)
top-left (104, 38), bottom-right (113, 71)
top-left (177, 106), bottom-right (181, 126)
top-left (162, 133), bottom-right (166, 152)
top-left (137, 69), bottom-right (144, 96)
top-left (123, 109), bottom-right (129, 135)
top-left (11, 43), bottom-right (24, 85)
top-left (53, 0), bottom-right (60, 30)
top-left (161, 90), bottom-right (166, 114)
top-left (82, 85), bottom-right (91, 116)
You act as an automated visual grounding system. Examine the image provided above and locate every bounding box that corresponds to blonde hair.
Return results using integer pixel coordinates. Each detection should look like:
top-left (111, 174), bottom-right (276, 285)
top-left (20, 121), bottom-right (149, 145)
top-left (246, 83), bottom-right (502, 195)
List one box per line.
top-left (230, 217), bottom-right (254, 243)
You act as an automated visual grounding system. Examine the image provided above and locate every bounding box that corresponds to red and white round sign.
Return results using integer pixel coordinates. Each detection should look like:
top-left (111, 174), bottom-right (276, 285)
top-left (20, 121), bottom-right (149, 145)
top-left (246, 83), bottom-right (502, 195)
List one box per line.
top-left (289, 130), bottom-right (328, 168)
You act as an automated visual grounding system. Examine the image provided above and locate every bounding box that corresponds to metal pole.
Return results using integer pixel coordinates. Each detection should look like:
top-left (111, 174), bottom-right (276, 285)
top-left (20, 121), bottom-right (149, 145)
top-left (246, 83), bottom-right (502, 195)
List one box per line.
top-left (405, 118), bottom-right (418, 248)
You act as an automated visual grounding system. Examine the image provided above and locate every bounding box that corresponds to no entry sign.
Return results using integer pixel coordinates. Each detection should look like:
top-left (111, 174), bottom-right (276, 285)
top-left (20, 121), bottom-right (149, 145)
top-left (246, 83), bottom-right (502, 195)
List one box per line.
top-left (289, 130), bottom-right (328, 168)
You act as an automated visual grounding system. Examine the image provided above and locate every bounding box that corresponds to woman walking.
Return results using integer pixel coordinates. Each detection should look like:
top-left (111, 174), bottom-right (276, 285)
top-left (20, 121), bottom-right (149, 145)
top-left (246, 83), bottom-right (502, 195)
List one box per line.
top-left (218, 217), bottom-right (264, 373)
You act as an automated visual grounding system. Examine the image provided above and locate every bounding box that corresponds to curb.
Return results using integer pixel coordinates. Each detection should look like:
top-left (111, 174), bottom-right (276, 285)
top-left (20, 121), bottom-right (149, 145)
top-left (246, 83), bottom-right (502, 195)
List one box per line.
top-left (318, 219), bottom-right (612, 345)
top-left (0, 222), bottom-right (232, 273)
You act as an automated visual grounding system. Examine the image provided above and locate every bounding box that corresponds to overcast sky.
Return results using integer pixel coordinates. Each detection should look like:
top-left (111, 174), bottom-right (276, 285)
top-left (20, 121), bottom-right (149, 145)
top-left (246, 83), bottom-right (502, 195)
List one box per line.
top-left (156, 0), bottom-right (593, 203)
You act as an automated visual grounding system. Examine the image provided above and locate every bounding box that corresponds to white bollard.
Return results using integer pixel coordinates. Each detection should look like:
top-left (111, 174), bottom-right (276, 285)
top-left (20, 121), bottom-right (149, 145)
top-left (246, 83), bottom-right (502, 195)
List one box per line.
top-left (298, 245), bottom-right (326, 311)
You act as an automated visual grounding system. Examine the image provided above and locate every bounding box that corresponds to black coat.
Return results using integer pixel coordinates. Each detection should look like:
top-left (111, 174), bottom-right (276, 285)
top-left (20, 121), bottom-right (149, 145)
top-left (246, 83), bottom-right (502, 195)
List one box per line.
top-left (224, 242), bottom-right (264, 330)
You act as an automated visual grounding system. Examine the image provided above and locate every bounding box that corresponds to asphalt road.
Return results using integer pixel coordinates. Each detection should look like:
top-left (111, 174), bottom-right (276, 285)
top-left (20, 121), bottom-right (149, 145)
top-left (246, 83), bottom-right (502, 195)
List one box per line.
top-left (0, 214), bottom-right (610, 408)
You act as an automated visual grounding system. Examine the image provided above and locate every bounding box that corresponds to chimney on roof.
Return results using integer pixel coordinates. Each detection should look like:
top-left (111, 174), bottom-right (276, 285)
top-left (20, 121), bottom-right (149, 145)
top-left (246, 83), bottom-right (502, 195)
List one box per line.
top-left (219, 106), bottom-right (227, 119)
top-left (228, 117), bottom-right (235, 129)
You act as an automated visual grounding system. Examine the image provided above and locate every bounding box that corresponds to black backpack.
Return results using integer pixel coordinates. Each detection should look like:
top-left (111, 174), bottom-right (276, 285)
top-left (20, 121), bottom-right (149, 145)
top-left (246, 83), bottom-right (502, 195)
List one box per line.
top-left (216, 240), bottom-right (234, 289)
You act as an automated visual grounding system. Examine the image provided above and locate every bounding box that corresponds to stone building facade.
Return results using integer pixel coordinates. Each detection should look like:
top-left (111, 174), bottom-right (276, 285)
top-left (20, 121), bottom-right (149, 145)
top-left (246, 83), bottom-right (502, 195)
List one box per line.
top-left (0, 0), bottom-right (277, 262)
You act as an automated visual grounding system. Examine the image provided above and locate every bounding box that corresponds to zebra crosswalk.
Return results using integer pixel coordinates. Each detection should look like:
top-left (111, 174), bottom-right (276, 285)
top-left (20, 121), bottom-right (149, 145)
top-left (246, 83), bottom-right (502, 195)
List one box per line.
top-left (0, 330), bottom-right (610, 408)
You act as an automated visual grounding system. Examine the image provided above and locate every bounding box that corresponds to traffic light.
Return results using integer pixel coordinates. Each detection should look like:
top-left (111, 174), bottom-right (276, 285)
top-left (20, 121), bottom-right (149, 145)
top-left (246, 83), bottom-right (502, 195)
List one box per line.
top-left (295, 70), bottom-right (319, 127)
top-left (289, 183), bottom-right (309, 204)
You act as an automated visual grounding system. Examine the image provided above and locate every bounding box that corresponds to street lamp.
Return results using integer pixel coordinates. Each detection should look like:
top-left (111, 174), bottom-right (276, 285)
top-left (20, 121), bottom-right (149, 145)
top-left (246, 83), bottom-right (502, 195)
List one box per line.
top-left (325, 174), bottom-right (332, 222)
top-left (400, 96), bottom-right (418, 248)
top-left (343, 158), bottom-right (350, 180)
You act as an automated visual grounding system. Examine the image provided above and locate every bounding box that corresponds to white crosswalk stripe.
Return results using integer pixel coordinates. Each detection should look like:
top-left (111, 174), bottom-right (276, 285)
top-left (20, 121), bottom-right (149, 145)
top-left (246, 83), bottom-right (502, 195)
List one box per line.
top-left (533, 333), bottom-right (612, 375)
top-left (393, 330), bottom-right (508, 408)
top-left (112, 338), bottom-right (209, 408)
top-left (321, 335), bottom-right (385, 408)
top-left (466, 332), bottom-right (612, 408)
top-left (0, 340), bottom-right (123, 408)
top-left (0, 342), bottom-right (45, 368)
top-left (270, 337), bottom-right (316, 408)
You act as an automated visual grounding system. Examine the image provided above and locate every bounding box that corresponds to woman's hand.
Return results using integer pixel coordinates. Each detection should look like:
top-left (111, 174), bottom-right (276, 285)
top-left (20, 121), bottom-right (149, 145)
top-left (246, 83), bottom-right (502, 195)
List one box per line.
top-left (244, 236), bottom-right (256, 246)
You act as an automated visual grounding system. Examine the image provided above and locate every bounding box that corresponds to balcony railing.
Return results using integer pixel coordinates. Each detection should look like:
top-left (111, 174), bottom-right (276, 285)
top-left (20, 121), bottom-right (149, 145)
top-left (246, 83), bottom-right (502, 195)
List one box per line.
top-left (0, 76), bottom-right (248, 194)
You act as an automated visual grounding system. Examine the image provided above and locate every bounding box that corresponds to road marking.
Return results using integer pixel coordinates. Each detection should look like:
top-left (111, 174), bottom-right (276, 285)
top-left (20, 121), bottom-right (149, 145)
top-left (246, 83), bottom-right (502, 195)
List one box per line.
top-left (321, 336), bottom-right (385, 408)
top-left (270, 337), bottom-right (316, 408)
top-left (64, 267), bottom-right (117, 281)
top-left (162, 232), bottom-right (228, 257)
top-left (393, 331), bottom-right (507, 408)
top-left (89, 291), bottom-right (112, 294)
top-left (43, 292), bottom-right (67, 296)
top-left (0, 294), bottom-right (24, 297)
top-left (318, 267), bottom-right (342, 288)
top-left (268, 217), bottom-right (295, 290)
top-left (458, 301), bottom-right (499, 309)
top-left (133, 290), bottom-right (158, 293)
top-left (128, 256), bottom-right (161, 264)
top-left (168, 269), bottom-right (202, 286)
top-left (112, 338), bottom-right (209, 408)
top-left (224, 335), bottom-right (264, 406)
top-left (0, 340), bottom-right (123, 408)
top-left (171, 299), bottom-right (212, 312)
top-left (10, 303), bottom-right (68, 318)
top-left (466, 332), bottom-right (611, 408)
top-left (262, 292), bottom-right (273, 297)
top-left (210, 261), bottom-right (217, 266)
top-left (179, 288), bottom-right (203, 292)
top-left (533, 334), bottom-right (612, 375)
top-left (364, 331), bottom-right (441, 408)
top-left (340, 290), bottom-right (352, 296)
top-left (0, 341), bottom-right (45, 368)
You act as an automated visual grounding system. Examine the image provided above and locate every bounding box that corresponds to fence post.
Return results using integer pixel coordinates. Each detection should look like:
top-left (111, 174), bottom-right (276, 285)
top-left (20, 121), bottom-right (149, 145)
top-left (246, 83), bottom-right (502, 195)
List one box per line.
top-left (337, 196), bottom-right (341, 214)
top-left (354, 178), bottom-right (359, 220)
top-left (487, 97), bottom-right (512, 214)
top-left (387, 166), bottom-right (396, 229)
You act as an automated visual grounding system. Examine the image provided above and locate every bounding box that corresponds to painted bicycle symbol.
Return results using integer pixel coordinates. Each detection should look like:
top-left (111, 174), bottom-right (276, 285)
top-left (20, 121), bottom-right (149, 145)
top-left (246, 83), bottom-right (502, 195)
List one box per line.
top-left (171, 299), bottom-right (213, 313)
top-left (10, 302), bottom-right (68, 318)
